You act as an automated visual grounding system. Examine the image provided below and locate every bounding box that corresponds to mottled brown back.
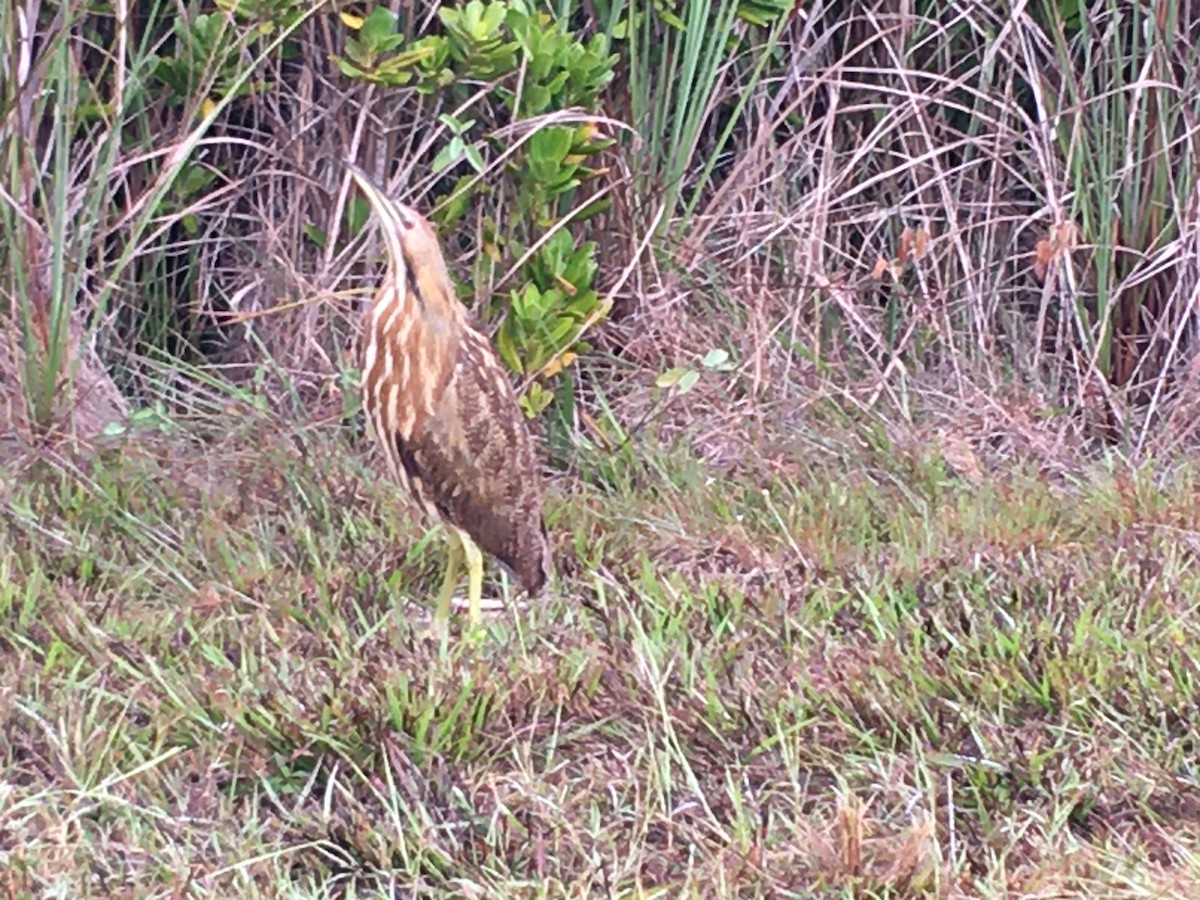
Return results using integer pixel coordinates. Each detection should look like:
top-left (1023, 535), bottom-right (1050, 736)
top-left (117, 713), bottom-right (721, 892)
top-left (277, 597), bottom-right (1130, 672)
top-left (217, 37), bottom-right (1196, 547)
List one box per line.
top-left (394, 327), bottom-right (550, 595)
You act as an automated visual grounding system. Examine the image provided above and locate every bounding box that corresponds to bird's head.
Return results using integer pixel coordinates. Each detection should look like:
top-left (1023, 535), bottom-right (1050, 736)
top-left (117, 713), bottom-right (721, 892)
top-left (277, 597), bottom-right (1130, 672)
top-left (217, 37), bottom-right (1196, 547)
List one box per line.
top-left (344, 160), bottom-right (452, 300)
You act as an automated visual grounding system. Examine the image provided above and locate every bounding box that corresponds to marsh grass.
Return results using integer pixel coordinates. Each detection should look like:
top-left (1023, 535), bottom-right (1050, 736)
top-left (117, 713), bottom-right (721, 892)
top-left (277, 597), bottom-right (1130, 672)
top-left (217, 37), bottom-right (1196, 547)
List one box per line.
top-left (3, 411), bottom-right (1200, 896)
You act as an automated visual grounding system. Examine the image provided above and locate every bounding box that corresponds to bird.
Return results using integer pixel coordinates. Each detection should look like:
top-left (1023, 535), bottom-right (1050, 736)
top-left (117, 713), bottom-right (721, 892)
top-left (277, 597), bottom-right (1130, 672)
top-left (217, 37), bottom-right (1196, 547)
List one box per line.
top-left (343, 160), bottom-right (552, 635)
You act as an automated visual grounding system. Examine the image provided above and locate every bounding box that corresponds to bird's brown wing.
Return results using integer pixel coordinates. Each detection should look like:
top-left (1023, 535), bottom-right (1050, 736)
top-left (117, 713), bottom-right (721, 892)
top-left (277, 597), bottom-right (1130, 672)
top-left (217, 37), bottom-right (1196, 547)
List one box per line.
top-left (394, 328), bottom-right (549, 594)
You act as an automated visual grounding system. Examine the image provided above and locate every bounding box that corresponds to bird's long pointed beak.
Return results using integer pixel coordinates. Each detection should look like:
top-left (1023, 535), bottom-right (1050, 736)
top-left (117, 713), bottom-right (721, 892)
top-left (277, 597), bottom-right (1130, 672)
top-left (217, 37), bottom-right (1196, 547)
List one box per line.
top-left (343, 160), bottom-right (391, 214)
top-left (343, 159), bottom-right (418, 226)
top-left (344, 159), bottom-right (411, 277)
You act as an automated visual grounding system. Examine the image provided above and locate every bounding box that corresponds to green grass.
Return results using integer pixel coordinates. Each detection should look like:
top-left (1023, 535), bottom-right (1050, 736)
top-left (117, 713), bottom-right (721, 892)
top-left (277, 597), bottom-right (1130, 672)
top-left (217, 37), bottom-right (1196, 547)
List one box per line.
top-left (3, 421), bottom-right (1200, 896)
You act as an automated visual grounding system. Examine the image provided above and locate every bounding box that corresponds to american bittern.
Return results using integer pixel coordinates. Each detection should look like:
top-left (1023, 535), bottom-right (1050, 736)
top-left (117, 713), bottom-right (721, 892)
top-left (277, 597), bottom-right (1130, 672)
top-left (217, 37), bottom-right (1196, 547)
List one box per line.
top-left (345, 161), bottom-right (551, 631)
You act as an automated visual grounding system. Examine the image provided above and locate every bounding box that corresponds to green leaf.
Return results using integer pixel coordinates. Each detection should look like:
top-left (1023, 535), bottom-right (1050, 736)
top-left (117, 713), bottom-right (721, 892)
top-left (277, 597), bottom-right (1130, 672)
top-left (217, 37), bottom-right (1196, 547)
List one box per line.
top-left (478, 1), bottom-right (509, 39)
top-left (303, 223), bottom-right (326, 248)
top-left (436, 175), bottom-right (476, 230)
top-left (528, 125), bottom-right (573, 164)
top-left (701, 348), bottom-right (734, 370)
top-left (495, 323), bottom-right (523, 373)
top-left (432, 140), bottom-right (462, 173)
top-left (464, 144), bottom-right (485, 173)
top-left (571, 194), bottom-right (613, 222)
top-left (334, 56), bottom-right (368, 79)
top-left (656, 366), bottom-right (694, 389)
top-left (563, 290), bottom-right (600, 318)
top-left (439, 113), bottom-right (477, 134)
top-left (345, 194), bottom-right (370, 236)
top-left (360, 7), bottom-right (398, 49)
top-left (658, 7), bottom-right (686, 29)
top-left (547, 316), bottom-right (577, 344)
top-left (519, 382), bottom-right (553, 417)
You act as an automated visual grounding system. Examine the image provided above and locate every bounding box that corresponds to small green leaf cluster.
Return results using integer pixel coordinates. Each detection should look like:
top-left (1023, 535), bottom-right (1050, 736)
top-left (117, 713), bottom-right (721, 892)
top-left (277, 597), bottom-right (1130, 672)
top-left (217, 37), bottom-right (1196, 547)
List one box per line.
top-left (151, 0), bottom-right (307, 105)
top-left (152, 14), bottom-right (243, 103)
top-left (335, 8), bottom-right (448, 88)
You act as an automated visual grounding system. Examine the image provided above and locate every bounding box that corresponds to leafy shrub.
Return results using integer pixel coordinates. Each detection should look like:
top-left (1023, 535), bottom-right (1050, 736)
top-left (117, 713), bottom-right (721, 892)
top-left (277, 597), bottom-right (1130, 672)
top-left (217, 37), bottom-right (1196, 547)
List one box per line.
top-left (334, 0), bottom-right (617, 417)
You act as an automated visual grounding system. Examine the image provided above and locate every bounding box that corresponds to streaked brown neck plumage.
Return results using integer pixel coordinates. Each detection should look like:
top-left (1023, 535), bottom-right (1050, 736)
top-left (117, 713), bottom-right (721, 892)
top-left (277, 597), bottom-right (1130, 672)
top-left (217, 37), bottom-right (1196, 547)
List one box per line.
top-left (348, 166), bottom-right (464, 447)
top-left (398, 226), bottom-right (464, 381)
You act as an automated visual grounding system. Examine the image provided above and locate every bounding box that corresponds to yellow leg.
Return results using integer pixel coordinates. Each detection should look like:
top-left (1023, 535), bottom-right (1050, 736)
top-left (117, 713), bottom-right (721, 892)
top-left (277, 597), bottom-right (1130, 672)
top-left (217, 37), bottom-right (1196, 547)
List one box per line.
top-left (434, 527), bottom-right (463, 631)
top-left (453, 526), bottom-right (485, 627)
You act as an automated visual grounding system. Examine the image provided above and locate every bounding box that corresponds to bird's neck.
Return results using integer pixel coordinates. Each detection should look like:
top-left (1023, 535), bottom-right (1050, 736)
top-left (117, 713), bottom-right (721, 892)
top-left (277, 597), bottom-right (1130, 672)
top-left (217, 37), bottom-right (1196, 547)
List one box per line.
top-left (365, 263), bottom-right (463, 397)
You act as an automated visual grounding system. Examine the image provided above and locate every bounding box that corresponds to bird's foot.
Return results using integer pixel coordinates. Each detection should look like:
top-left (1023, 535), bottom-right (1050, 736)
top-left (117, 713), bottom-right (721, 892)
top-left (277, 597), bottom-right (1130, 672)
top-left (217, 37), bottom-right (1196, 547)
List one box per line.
top-left (447, 595), bottom-right (509, 614)
top-left (391, 594), bottom-right (515, 646)
top-left (454, 595), bottom-right (507, 645)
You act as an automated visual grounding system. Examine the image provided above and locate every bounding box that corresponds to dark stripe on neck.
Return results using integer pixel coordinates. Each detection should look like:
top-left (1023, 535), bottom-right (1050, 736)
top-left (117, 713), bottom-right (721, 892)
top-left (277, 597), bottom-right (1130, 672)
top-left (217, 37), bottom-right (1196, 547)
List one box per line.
top-left (405, 268), bottom-right (423, 313)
